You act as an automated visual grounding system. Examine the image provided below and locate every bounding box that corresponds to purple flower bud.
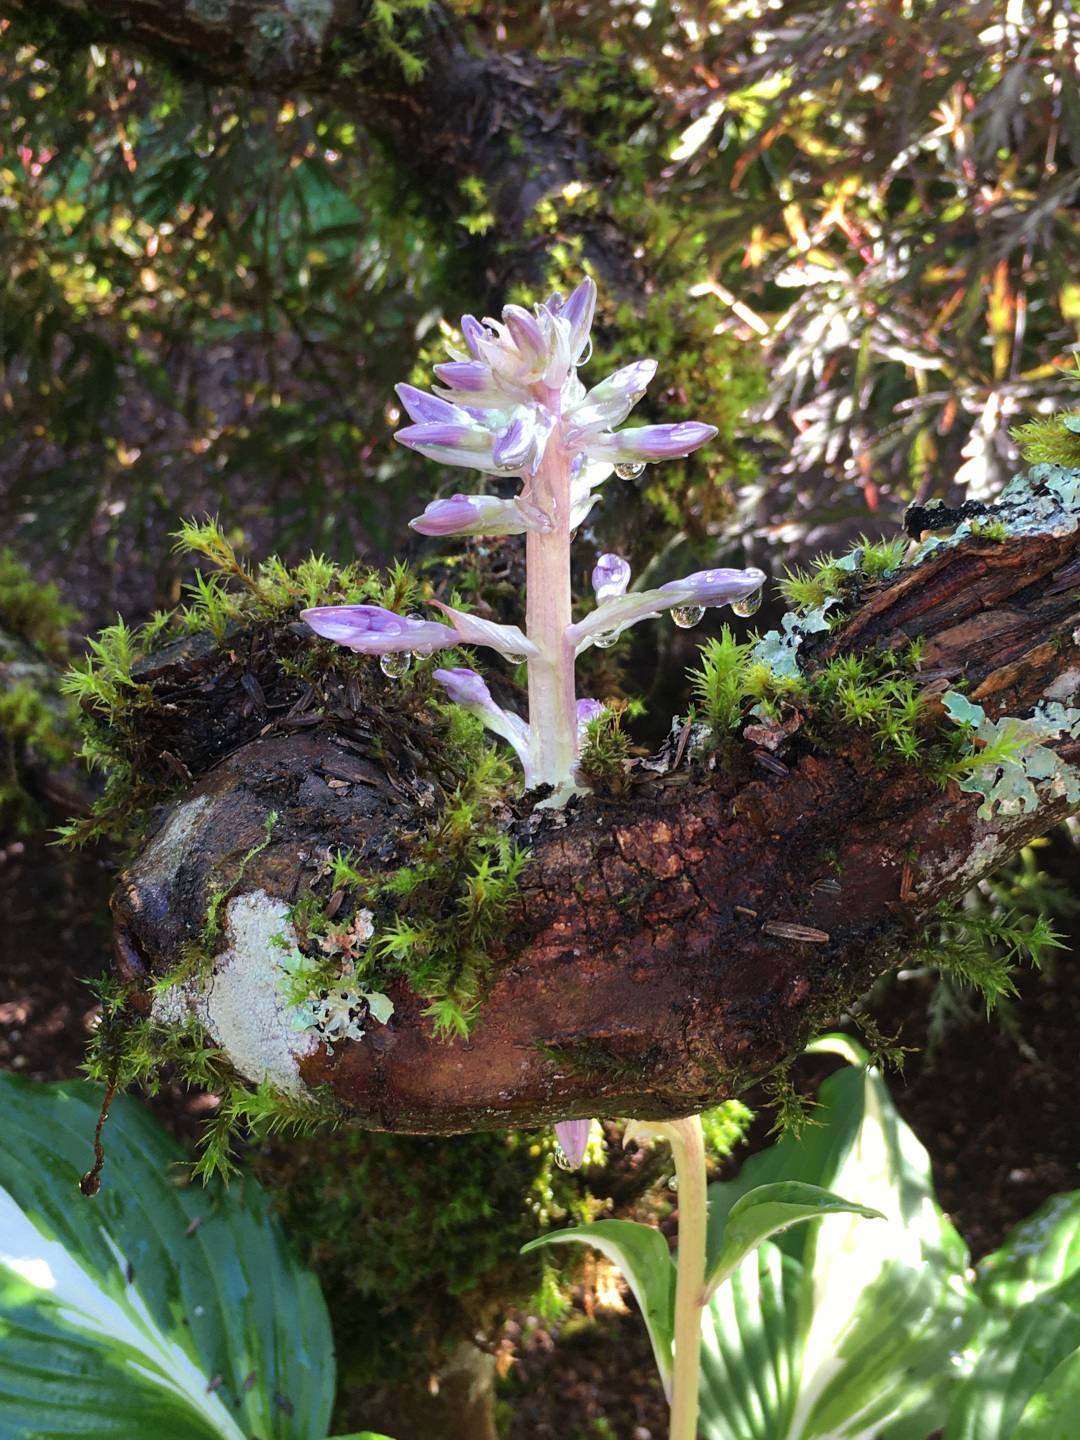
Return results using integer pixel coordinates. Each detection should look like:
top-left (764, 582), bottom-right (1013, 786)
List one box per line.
top-left (302, 605), bottom-right (455, 655)
top-left (542, 290), bottom-right (565, 315)
top-left (395, 384), bottom-right (469, 426)
top-left (433, 667), bottom-right (530, 766)
top-left (658, 567), bottom-right (767, 606)
top-left (409, 493), bottom-right (553, 538)
top-left (564, 360), bottom-right (658, 440)
top-left (503, 304), bottom-right (547, 370)
top-left (576, 698), bottom-right (605, 745)
top-left (559, 277), bottom-right (597, 361)
top-left (555, 1119), bottom-right (592, 1169)
top-left (592, 554), bottom-right (631, 601)
top-left (460, 315), bottom-right (488, 358)
top-left (586, 421), bottom-right (717, 464)
top-left (432, 361), bottom-right (493, 392)
top-left (433, 667), bottom-right (495, 710)
top-left (396, 422), bottom-right (490, 452)
top-left (492, 415), bottom-right (535, 472)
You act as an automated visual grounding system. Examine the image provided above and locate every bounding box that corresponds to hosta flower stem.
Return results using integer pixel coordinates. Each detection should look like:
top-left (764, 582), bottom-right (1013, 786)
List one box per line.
top-left (668, 1115), bottom-right (707, 1440)
top-left (524, 426), bottom-right (577, 790)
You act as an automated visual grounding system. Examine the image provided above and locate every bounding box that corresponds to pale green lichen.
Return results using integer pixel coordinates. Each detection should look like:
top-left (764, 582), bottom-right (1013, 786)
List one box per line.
top-left (750, 599), bottom-right (838, 677)
top-left (941, 691), bottom-right (1080, 820)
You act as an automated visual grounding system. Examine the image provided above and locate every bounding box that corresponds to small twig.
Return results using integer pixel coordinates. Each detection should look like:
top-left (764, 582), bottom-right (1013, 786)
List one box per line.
top-left (80, 1076), bottom-right (118, 1197)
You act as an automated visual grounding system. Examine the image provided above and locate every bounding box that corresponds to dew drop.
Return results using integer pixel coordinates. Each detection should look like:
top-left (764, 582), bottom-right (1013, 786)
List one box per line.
top-left (670, 605), bottom-right (705, 629)
top-left (594, 629), bottom-right (620, 649)
top-left (380, 651), bottom-right (412, 679)
top-left (614, 461), bottom-right (646, 480)
top-left (504, 652), bottom-right (528, 665)
top-left (554, 1145), bottom-right (575, 1171)
top-left (731, 586), bottom-right (763, 618)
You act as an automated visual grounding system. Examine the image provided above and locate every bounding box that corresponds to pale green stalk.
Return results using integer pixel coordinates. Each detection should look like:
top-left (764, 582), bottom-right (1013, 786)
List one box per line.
top-left (625, 1115), bottom-right (708, 1440)
top-left (668, 1115), bottom-right (708, 1440)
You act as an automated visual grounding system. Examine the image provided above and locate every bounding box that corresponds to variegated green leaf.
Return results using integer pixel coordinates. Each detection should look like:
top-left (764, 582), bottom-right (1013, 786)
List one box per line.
top-left (522, 1218), bottom-right (676, 1390)
top-left (699, 1036), bottom-right (980, 1440)
top-left (704, 1181), bottom-right (883, 1298)
top-left (0, 1073), bottom-right (334, 1440)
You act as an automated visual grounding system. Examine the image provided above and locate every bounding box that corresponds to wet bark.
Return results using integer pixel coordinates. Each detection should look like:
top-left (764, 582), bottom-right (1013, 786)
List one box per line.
top-left (12, 0), bottom-right (641, 305)
top-left (111, 504), bottom-right (1080, 1131)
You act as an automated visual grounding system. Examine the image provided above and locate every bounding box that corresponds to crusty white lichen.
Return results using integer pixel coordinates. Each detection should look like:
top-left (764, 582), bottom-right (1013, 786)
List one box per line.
top-left (153, 890), bottom-right (393, 1085)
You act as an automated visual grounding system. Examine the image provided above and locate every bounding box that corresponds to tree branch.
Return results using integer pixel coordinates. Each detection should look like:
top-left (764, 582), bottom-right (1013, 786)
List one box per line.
top-left (10, 0), bottom-right (642, 303)
top-left (110, 474), bottom-right (1080, 1130)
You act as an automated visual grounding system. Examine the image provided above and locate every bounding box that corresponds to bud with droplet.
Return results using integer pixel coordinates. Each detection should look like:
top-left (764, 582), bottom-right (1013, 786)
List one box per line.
top-left (671, 605), bottom-right (705, 629)
top-left (731, 586), bottom-right (763, 617)
top-left (380, 651), bottom-right (412, 678)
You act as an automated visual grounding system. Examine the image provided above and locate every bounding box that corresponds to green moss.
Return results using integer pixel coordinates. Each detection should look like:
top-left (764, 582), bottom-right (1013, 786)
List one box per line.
top-left (58, 520), bottom-right (483, 847)
top-left (576, 698), bottom-right (642, 793)
top-left (1011, 411), bottom-right (1080, 466)
top-left (0, 549), bottom-right (78, 666)
top-left (0, 551), bottom-right (80, 832)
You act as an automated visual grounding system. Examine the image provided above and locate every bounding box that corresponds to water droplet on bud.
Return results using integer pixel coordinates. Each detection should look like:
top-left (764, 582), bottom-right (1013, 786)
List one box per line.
top-left (505, 652), bottom-right (528, 665)
top-left (594, 629), bottom-right (620, 649)
top-left (554, 1146), bottom-right (575, 1171)
top-left (671, 605), bottom-right (705, 629)
top-left (614, 461), bottom-right (646, 480)
top-left (380, 651), bottom-right (412, 678)
top-left (731, 586), bottom-right (763, 617)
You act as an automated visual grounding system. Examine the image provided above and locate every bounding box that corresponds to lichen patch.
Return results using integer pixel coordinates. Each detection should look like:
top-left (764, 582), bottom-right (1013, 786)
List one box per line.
top-left (199, 891), bottom-right (319, 1094)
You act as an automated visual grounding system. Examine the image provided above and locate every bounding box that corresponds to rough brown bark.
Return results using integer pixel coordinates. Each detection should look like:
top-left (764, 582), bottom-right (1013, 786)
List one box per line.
top-left (9, 0), bottom-right (641, 306)
top-left (111, 493), bottom-right (1080, 1131)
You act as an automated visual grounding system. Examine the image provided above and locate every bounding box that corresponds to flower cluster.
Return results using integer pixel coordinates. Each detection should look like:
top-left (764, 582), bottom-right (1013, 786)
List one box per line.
top-left (303, 277), bottom-right (765, 798)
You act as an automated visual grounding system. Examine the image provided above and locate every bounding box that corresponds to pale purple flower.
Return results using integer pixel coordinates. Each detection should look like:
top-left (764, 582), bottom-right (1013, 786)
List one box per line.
top-left (433, 668), bottom-right (530, 765)
top-left (555, 1119), bottom-right (592, 1169)
top-left (410, 493), bottom-right (553, 538)
top-left (569, 566), bottom-right (767, 654)
top-left (564, 361), bottom-right (658, 438)
top-left (592, 554), bottom-right (631, 601)
top-left (584, 421), bottom-right (718, 465)
top-left (431, 602), bottom-right (539, 662)
top-left (302, 605), bottom-right (455, 655)
top-left (305, 276), bottom-right (765, 799)
top-left (658, 568), bottom-right (766, 605)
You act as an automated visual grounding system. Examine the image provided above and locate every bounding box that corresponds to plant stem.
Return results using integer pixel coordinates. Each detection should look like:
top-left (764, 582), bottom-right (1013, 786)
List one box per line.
top-left (668, 1115), bottom-right (707, 1440)
top-left (524, 420), bottom-right (577, 791)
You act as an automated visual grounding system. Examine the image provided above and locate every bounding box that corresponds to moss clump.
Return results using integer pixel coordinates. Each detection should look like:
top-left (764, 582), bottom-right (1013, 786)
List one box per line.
top-left (69, 520), bottom-right (535, 1164)
top-left (58, 519), bottom-right (490, 847)
top-left (1011, 411), bottom-right (1080, 467)
top-left (576, 698), bottom-right (643, 794)
top-left (0, 549), bottom-right (78, 666)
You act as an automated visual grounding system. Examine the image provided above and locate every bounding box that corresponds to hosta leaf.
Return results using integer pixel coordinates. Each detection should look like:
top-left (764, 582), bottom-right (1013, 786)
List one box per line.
top-left (705, 1182), bottom-right (883, 1298)
top-left (944, 1270), bottom-right (1080, 1440)
top-left (699, 1036), bottom-right (979, 1440)
top-left (522, 1219), bottom-right (676, 1390)
top-left (0, 1074), bottom-right (334, 1440)
top-left (976, 1191), bottom-right (1080, 1314)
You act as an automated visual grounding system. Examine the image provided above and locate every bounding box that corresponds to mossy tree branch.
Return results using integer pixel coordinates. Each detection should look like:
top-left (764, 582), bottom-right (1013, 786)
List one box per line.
top-left (109, 474), bottom-right (1080, 1131)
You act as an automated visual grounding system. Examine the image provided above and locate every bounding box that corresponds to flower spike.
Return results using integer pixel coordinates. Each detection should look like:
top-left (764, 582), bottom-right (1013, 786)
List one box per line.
top-left (304, 276), bottom-right (766, 798)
